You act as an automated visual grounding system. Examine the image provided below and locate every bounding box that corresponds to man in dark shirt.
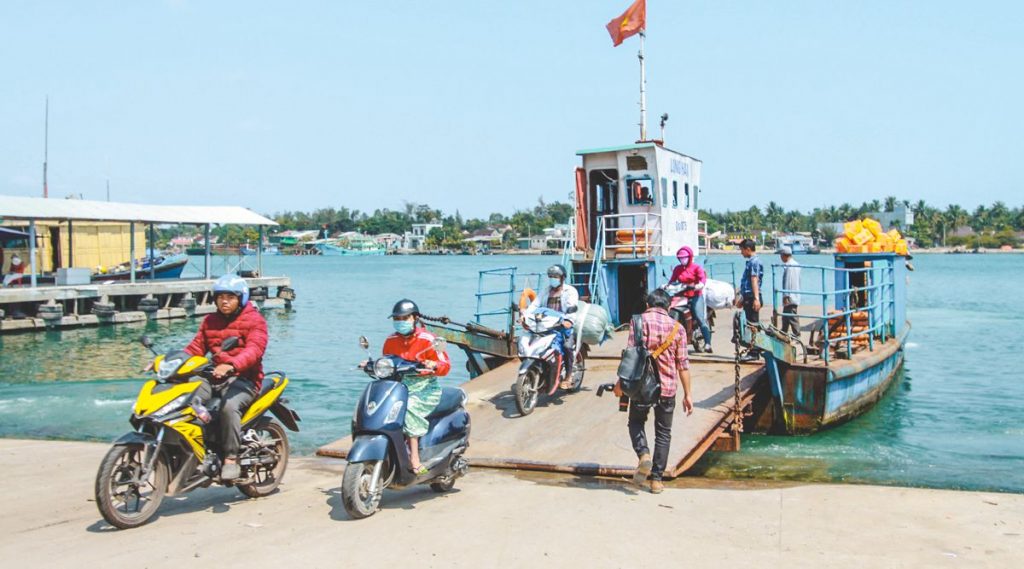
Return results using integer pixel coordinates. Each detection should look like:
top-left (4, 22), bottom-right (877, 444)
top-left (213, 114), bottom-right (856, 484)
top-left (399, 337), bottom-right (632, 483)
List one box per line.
top-left (736, 238), bottom-right (763, 324)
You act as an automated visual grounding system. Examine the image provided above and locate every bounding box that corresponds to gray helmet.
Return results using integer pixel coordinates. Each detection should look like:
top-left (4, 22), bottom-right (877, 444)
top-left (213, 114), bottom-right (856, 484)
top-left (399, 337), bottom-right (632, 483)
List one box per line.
top-left (547, 264), bottom-right (567, 279)
top-left (390, 299), bottom-right (420, 319)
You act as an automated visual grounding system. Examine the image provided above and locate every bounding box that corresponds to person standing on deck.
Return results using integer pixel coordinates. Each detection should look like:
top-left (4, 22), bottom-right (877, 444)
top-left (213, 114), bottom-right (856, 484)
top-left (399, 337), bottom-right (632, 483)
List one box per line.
top-left (2, 254), bottom-right (26, 287)
top-left (736, 239), bottom-right (763, 324)
top-left (627, 289), bottom-right (693, 494)
top-left (779, 246), bottom-right (802, 338)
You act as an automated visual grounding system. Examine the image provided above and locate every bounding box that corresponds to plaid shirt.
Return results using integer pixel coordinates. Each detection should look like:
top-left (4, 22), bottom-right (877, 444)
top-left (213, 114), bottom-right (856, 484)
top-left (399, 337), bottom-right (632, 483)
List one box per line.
top-left (627, 307), bottom-right (689, 397)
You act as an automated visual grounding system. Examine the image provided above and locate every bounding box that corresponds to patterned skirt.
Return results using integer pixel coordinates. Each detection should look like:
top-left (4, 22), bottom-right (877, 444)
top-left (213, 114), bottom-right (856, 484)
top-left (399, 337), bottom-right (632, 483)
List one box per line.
top-left (403, 375), bottom-right (441, 437)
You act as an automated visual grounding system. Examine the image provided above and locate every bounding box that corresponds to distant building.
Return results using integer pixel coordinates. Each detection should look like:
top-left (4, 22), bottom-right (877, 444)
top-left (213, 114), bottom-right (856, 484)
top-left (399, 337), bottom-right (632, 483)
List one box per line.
top-left (517, 235), bottom-right (548, 250)
top-left (872, 204), bottom-right (914, 230)
top-left (404, 223), bottom-right (442, 251)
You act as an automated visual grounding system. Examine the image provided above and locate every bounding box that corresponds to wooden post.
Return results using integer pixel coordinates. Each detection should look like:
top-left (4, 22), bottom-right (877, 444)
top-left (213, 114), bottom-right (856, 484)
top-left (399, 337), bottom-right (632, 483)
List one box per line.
top-left (148, 224), bottom-right (156, 280)
top-left (204, 223), bottom-right (212, 279)
top-left (130, 222), bottom-right (136, 283)
top-left (28, 220), bottom-right (38, 287)
top-left (67, 219), bottom-right (74, 268)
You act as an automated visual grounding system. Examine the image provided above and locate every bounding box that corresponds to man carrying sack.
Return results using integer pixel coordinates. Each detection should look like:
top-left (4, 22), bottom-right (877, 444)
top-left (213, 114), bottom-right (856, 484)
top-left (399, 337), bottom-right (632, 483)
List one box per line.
top-left (618, 288), bottom-right (693, 494)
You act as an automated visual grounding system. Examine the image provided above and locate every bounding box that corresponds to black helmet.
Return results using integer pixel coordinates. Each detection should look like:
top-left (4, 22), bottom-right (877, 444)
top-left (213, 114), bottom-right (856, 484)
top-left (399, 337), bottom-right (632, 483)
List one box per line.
top-left (547, 264), bottom-right (567, 279)
top-left (390, 299), bottom-right (420, 319)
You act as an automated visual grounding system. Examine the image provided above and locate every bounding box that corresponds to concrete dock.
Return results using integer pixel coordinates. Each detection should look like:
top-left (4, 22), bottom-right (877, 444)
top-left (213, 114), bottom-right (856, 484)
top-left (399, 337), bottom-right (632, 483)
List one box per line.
top-left (3, 439), bottom-right (1021, 568)
top-left (319, 308), bottom-right (765, 477)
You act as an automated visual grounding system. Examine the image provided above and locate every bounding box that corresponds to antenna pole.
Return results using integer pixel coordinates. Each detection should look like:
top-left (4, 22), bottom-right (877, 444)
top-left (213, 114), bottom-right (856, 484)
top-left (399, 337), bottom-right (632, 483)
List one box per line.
top-left (638, 30), bottom-right (647, 141)
top-left (43, 97), bottom-right (49, 198)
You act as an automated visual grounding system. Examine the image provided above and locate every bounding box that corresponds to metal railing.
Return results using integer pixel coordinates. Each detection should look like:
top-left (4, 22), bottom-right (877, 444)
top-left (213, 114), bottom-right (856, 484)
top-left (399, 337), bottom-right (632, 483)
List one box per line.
top-left (706, 263), bottom-right (737, 288)
top-left (770, 263), bottom-right (896, 364)
top-left (474, 267), bottom-right (543, 332)
top-left (597, 213), bottom-right (662, 259)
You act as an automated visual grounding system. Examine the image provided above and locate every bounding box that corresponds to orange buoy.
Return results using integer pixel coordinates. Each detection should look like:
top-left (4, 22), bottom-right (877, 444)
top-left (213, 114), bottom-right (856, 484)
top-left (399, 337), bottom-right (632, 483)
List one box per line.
top-left (519, 287), bottom-right (537, 310)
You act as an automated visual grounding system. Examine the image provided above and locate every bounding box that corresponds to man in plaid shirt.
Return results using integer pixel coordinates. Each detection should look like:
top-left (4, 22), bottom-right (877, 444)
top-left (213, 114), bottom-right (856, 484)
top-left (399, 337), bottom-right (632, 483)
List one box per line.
top-left (626, 288), bottom-right (694, 494)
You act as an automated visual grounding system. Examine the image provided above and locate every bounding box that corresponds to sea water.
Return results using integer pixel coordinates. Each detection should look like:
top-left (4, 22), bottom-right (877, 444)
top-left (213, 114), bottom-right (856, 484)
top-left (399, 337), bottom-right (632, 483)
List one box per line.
top-left (0, 253), bottom-right (1021, 493)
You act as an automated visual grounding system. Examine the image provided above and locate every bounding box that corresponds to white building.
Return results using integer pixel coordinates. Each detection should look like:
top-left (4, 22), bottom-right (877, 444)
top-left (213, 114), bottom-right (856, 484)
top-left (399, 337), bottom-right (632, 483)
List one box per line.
top-left (403, 223), bottom-right (442, 251)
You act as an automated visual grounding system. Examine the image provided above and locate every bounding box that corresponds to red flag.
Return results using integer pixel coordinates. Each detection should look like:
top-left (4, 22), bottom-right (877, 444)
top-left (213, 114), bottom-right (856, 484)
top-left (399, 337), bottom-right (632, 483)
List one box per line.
top-left (606, 0), bottom-right (646, 47)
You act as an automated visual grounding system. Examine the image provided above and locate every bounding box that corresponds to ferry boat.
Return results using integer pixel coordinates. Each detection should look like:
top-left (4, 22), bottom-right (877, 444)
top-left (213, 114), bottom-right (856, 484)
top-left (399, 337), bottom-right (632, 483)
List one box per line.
top-left (745, 251), bottom-right (910, 435)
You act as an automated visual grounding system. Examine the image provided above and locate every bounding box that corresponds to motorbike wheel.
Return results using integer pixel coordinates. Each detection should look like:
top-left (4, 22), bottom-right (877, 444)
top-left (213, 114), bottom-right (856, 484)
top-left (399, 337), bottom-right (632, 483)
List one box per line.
top-left (95, 444), bottom-right (168, 530)
top-left (514, 368), bottom-right (540, 416)
top-left (238, 420), bottom-right (290, 498)
top-left (430, 478), bottom-right (456, 493)
top-left (568, 348), bottom-right (586, 393)
top-left (341, 460), bottom-right (384, 519)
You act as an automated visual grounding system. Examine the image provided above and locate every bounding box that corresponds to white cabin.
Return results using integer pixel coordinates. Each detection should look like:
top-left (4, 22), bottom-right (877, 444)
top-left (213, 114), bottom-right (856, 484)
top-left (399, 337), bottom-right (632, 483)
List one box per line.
top-left (575, 142), bottom-right (702, 258)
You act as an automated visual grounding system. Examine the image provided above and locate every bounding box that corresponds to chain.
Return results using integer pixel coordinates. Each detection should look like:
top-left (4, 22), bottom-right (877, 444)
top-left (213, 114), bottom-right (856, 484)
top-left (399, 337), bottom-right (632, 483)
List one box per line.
top-left (732, 313), bottom-right (744, 435)
top-left (417, 313), bottom-right (451, 325)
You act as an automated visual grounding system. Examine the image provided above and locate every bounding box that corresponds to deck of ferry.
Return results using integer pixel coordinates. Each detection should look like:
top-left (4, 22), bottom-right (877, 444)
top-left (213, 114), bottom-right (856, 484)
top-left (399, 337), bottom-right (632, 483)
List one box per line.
top-left (318, 307), bottom-right (766, 478)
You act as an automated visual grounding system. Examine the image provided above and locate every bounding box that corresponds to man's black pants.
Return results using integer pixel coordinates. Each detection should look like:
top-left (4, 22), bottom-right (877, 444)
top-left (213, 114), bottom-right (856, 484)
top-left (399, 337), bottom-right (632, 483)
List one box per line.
top-left (191, 378), bottom-right (257, 458)
top-left (628, 395), bottom-right (676, 481)
top-left (781, 302), bottom-right (800, 337)
top-left (742, 294), bottom-right (761, 324)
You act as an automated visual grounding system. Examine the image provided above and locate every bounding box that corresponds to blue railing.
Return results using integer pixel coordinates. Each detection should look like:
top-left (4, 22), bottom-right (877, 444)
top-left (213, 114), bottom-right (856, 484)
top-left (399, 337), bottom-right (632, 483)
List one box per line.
top-left (770, 262), bottom-right (896, 364)
top-left (474, 267), bottom-right (543, 332)
top-left (705, 262), bottom-right (737, 288)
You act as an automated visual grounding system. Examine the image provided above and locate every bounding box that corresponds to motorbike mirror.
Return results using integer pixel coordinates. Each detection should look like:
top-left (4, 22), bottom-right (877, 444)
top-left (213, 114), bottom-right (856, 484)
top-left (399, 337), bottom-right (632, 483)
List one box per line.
top-left (139, 335), bottom-right (154, 348)
top-left (221, 336), bottom-right (240, 352)
top-left (359, 336), bottom-right (370, 350)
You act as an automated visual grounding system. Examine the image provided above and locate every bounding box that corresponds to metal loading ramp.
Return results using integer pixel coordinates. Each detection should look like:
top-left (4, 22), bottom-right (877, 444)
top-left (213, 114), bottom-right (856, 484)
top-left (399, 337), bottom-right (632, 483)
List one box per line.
top-left (318, 330), bottom-right (764, 478)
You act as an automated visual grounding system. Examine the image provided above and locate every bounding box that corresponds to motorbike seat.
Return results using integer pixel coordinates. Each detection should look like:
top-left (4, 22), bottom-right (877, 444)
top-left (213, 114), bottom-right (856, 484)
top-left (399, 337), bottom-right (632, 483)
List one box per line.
top-left (427, 387), bottom-right (466, 419)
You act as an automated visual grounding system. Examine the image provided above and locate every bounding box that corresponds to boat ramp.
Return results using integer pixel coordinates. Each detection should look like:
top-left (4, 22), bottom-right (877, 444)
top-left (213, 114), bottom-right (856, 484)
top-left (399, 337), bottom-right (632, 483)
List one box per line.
top-left (0, 195), bottom-right (294, 334)
top-left (319, 315), bottom-right (766, 478)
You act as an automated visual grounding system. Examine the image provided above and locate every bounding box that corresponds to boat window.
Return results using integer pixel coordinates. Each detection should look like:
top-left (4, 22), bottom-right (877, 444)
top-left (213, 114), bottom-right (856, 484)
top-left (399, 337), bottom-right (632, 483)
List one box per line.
top-left (685, 183), bottom-right (690, 209)
top-left (661, 178), bottom-right (668, 205)
top-left (627, 179), bottom-right (655, 206)
top-left (626, 155), bottom-right (648, 171)
top-left (672, 181), bottom-right (678, 208)
top-left (693, 185), bottom-right (699, 211)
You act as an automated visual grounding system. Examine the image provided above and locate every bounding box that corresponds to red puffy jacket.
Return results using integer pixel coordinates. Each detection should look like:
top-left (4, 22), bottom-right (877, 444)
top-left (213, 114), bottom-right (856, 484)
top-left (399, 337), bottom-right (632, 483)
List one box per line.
top-left (185, 303), bottom-right (269, 390)
top-left (669, 245), bottom-right (707, 299)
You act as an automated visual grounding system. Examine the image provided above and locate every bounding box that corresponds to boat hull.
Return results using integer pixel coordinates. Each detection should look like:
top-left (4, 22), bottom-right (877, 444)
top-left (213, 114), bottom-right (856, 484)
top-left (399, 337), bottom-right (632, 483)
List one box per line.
top-left (314, 243), bottom-right (385, 256)
top-left (757, 323), bottom-right (910, 435)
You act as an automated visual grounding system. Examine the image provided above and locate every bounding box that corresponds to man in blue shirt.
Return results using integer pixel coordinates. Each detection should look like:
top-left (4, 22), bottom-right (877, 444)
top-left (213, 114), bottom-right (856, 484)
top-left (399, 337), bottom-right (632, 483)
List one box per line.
top-left (736, 238), bottom-right (763, 324)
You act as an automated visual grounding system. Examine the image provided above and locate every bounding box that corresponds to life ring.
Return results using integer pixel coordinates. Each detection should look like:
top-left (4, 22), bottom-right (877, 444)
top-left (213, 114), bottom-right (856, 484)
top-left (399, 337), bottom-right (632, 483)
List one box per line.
top-left (519, 287), bottom-right (537, 310)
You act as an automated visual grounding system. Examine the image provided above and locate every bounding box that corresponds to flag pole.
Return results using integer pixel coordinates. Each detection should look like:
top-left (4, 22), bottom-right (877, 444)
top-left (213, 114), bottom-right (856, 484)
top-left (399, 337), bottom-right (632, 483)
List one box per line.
top-left (43, 96), bottom-right (49, 198)
top-left (638, 29), bottom-right (647, 141)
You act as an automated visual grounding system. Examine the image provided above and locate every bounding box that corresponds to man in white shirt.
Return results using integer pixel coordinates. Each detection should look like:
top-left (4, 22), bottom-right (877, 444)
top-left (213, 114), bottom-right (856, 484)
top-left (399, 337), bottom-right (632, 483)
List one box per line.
top-left (779, 247), bottom-right (802, 338)
top-left (524, 264), bottom-right (579, 388)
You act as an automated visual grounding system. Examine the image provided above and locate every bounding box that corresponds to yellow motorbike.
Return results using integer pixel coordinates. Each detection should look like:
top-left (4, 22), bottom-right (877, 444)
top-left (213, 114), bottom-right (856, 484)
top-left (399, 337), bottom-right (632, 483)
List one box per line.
top-left (95, 335), bottom-right (300, 529)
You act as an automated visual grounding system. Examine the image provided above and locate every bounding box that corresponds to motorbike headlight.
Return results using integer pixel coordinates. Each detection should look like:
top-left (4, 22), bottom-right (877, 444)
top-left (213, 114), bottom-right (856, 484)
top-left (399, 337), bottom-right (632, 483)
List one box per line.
top-left (156, 358), bottom-right (183, 380)
top-left (373, 358), bottom-right (396, 379)
top-left (149, 394), bottom-right (191, 419)
top-left (384, 400), bottom-right (404, 424)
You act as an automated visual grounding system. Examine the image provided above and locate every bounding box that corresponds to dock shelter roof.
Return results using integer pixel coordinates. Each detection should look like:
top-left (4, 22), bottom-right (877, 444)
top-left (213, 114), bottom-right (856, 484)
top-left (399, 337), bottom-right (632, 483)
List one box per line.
top-left (0, 195), bottom-right (277, 226)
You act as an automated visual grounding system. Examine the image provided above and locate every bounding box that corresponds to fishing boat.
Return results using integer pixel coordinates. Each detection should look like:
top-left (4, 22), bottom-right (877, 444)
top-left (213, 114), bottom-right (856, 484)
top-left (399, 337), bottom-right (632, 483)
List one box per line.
top-left (240, 244), bottom-right (280, 256)
top-left (313, 237), bottom-right (385, 256)
top-left (91, 253), bottom-right (189, 281)
top-left (776, 233), bottom-right (821, 254)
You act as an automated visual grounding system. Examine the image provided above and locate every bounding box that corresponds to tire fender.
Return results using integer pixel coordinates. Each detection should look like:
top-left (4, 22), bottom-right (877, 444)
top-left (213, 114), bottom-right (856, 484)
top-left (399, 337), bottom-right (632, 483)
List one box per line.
top-left (112, 431), bottom-right (157, 446)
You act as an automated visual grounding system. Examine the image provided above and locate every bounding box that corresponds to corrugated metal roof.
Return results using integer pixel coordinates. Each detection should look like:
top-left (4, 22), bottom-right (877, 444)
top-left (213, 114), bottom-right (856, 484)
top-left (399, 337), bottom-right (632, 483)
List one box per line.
top-left (0, 195), bottom-right (277, 226)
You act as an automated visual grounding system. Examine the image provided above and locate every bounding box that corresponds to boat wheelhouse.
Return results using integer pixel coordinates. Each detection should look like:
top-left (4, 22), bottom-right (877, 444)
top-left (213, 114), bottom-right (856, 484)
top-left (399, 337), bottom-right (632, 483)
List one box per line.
top-left (568, 142), bottom-right (704, 325)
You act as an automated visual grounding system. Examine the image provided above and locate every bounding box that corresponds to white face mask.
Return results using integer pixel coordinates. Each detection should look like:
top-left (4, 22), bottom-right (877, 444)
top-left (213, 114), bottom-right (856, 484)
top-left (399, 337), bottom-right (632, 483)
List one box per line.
top-left (549, 277), bottom-right (562, 288)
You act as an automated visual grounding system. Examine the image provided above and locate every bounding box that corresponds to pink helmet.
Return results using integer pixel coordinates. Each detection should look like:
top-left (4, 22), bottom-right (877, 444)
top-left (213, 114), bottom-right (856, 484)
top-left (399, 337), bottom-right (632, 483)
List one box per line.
top-left (676, 246), bottom-right (693, 264)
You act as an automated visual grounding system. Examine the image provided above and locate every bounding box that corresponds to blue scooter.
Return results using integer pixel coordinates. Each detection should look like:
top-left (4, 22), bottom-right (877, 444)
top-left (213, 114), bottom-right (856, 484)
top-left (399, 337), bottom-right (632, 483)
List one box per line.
top-left (342, 335), bottom-right (471, 519)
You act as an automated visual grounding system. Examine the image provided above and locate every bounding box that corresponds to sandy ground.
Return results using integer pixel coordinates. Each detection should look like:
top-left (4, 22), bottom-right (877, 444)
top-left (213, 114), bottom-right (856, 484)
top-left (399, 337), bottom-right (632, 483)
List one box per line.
top-left (1, 438), bottom-right (1021, 569)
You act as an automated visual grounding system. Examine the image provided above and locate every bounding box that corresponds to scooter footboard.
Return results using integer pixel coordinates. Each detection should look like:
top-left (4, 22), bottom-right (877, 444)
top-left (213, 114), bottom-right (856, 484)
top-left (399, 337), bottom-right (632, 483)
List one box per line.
top-left (347, 434), bottom-right (391, 463)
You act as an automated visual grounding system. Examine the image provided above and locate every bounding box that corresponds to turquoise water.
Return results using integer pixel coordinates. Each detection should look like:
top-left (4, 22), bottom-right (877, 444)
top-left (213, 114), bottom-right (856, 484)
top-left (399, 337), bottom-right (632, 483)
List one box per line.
top-left (1, 253), bottom-right (1021, 493)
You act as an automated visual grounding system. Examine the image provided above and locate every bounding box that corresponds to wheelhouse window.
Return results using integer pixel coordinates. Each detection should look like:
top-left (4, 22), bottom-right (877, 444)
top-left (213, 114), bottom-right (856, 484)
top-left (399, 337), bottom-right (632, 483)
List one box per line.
top-left (672, 181), bottom-right (678, 208)
top-left (627, 179), bottom-right (655, 206)
top-left (661, 177), bottom-right (668, 205)
top-left (685, 183), bottom-right (690, 209)
top-left (693, 185), bottom-right (699, 211)
top-left (626, 155), bottom-right (648, 171)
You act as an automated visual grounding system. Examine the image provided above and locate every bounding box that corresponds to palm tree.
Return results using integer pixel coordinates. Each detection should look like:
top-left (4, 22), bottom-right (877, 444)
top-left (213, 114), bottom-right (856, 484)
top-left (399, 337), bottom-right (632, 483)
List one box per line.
top-left (884, 196), bottom-right (898, 212)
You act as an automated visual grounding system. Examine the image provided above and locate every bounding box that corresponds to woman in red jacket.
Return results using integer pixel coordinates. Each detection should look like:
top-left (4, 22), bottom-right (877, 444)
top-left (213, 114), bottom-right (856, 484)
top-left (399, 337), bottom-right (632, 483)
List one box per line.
top-left (185, 274), bottom-right (268, 481)
top-left (668, 246), bottom-right (712, 351)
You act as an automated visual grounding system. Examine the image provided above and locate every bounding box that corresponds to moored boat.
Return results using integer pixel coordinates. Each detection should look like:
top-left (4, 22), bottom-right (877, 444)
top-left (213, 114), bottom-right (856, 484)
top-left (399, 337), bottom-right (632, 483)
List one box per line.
top-left (313, 238), bottom-right (385, 256)
top-left (745, 251), bottom-right (911, 434)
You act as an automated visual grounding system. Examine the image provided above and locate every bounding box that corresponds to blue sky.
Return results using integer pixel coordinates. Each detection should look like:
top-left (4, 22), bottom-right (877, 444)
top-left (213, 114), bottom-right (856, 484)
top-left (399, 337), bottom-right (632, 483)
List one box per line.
top-left (2, 1), bottom-right (1021, 217)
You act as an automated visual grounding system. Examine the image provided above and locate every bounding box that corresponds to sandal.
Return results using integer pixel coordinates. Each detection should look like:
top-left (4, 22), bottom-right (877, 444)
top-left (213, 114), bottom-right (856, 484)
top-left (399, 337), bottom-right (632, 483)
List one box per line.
top-left (411, 464), bottom-right (429, 476)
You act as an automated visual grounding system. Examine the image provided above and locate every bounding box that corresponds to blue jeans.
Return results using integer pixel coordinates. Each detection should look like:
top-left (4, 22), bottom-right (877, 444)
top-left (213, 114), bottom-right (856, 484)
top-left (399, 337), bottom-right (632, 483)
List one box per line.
top-left (687, 295), bottom-right (711, 346)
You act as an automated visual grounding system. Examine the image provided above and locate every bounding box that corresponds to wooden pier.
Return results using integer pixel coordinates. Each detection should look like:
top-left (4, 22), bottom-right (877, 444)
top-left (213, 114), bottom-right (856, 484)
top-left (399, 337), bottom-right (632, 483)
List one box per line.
top-left (318, 310), bottom-right (765, 478)
top-left (0, 276), bottom-right (293, 334)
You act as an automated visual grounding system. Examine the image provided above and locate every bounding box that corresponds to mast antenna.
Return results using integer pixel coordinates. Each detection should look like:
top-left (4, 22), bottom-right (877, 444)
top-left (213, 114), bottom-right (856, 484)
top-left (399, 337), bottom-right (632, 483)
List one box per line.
top-left (43, 96), bottom-right (49, 198)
